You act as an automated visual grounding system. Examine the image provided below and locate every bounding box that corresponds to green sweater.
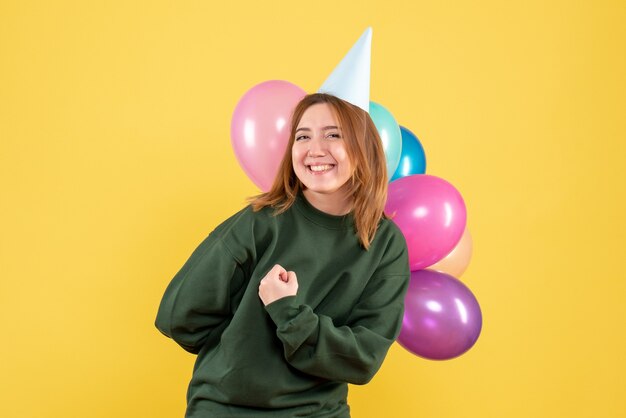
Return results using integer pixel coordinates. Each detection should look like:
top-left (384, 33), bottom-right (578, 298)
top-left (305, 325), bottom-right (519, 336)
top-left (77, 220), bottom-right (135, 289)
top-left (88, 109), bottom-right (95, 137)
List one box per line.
top-left (155, 194), bottom-right (410, 417)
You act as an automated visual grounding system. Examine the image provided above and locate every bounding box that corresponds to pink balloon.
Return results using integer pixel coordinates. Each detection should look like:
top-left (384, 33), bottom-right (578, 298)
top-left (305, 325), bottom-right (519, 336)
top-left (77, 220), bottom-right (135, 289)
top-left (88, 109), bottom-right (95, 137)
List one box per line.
top-left (231, 80), bottom-right (306, 191)
top-left (385, 175), bottom-right (466, 271)
top-left (398, 269), bottom-right (482, 360)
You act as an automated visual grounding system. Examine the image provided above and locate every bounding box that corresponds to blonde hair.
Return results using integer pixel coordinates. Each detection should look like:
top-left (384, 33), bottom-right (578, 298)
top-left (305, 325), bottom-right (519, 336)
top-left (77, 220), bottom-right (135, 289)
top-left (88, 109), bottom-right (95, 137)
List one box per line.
top-left (250, 93), bottom-right (388, 249)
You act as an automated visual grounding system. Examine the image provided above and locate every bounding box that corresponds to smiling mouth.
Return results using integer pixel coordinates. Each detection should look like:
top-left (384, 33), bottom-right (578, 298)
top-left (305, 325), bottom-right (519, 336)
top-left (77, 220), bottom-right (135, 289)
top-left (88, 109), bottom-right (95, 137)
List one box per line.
top-left (307, 164), bottom-right (335, 173)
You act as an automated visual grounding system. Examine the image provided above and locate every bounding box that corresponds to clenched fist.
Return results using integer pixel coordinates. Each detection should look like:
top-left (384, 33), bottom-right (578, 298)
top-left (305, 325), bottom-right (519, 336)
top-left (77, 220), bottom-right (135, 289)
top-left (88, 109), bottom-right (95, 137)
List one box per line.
top-left (258, 264), bottom-right (298, 306)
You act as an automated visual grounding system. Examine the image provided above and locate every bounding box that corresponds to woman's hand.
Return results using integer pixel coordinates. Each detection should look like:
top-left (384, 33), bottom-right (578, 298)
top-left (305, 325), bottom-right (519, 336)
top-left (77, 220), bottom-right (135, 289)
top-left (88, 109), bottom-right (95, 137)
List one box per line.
top-left (259, 264), bottom-right (298, 306)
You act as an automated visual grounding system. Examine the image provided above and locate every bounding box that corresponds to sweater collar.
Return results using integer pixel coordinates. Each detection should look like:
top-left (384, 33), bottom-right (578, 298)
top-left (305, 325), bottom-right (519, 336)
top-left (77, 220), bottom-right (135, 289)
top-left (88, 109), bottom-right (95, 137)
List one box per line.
top-left (294, 193), bottom-right (355, 230)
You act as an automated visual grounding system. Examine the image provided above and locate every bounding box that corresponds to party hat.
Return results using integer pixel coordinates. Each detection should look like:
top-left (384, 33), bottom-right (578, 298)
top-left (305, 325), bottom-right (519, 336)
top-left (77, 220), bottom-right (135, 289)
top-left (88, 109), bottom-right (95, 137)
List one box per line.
top-left (318, 27), bottom-right (372, 113)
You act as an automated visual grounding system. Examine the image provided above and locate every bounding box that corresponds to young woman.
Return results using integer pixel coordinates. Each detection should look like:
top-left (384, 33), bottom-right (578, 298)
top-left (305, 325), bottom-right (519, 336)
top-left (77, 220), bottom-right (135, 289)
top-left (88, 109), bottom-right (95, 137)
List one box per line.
top-left (156, 93), bottom-right (410, 417)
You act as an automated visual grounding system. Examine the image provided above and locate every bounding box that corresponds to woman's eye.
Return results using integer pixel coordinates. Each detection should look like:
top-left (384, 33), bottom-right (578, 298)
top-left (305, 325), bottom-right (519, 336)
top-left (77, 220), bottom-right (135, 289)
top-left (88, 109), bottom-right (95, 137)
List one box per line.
top-left (295, 135), bottom-right (309, 141)
top-left (327, 133), bottom-right (341, 139)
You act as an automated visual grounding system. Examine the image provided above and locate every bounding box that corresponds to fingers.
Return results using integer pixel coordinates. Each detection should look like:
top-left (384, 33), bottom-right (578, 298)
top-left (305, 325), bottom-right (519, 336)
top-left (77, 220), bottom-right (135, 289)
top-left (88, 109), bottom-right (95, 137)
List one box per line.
top-left (270, 264), bottom-right (287, 278)
top-left (286, 271), bottom-right (298, 286)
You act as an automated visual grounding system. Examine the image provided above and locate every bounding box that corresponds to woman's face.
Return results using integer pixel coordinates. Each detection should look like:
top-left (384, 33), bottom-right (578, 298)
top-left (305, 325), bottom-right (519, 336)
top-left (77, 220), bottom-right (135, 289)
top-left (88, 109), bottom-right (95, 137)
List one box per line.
top-left (292, 103), bottom-right (353, 212)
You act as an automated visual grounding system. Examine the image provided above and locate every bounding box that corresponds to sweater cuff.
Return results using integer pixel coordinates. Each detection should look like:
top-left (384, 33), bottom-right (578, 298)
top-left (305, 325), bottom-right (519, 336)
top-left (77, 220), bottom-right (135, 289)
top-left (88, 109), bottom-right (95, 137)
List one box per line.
top-left (264, 295), bottom-right (299, 327)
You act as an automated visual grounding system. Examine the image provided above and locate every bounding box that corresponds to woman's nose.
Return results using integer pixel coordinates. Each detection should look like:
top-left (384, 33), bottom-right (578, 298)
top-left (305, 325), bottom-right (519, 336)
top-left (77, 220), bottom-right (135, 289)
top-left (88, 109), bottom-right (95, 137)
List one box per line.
top-left (307, 137), bottom-right (326, 157)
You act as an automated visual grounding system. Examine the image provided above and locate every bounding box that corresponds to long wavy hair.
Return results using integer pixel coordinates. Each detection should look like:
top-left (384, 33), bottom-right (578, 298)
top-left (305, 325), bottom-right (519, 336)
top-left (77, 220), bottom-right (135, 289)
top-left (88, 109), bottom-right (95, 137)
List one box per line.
top-left (250, 93), bottom-right (388, 249)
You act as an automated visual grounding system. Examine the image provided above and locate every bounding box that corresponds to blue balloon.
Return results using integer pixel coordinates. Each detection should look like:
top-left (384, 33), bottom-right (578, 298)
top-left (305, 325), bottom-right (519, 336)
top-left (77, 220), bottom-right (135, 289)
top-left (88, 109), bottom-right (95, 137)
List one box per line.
top-left (390, 126), bottom-right (426, 182)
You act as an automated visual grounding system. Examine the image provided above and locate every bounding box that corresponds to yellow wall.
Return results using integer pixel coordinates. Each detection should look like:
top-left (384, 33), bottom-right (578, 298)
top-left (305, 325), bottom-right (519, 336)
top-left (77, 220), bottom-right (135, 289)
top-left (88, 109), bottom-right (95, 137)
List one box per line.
top-left (1, 1), bottom-right (625, 417)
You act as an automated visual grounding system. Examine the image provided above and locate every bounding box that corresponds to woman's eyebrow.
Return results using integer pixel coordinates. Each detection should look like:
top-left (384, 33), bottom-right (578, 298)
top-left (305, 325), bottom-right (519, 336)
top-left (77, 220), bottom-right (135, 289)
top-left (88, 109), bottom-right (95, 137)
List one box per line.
top-left (295, 126), bottom-right (341, 133)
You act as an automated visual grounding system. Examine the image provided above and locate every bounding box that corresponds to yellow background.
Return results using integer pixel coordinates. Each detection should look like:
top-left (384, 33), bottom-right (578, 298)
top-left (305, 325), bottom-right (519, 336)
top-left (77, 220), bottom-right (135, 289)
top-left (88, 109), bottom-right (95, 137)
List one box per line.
top-left (1, 1), bottom-right (625, 417)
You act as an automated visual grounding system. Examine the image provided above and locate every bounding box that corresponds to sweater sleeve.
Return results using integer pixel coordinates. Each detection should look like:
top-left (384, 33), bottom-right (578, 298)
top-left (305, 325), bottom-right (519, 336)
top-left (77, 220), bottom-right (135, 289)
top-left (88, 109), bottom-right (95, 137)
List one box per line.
top-left (264, 245), bottom-right (410, 385)
top-left (155, 228), bottom-right (248, 354)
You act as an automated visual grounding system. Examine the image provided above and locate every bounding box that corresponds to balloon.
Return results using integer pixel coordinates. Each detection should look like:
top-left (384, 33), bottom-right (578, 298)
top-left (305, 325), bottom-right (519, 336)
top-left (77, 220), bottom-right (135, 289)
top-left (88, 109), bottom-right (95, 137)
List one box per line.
top-left (429, 227), bottom-right (473, 278)
top-left (398, 269), bottom-right (482, 360)
top-left (231, 80), bottom-right (306, 191)
top-left (369, 101), bottom-right (402, 178)
top-left (390, 126), bottom-right (426, 182)
top-left (385, 174), bottom-right (466, 270)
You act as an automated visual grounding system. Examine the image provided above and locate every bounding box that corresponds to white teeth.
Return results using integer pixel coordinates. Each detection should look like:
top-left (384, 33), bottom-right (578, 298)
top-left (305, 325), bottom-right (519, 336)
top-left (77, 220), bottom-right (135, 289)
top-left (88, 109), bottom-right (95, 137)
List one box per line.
top-left (309, 164), bottom-right (333, 172)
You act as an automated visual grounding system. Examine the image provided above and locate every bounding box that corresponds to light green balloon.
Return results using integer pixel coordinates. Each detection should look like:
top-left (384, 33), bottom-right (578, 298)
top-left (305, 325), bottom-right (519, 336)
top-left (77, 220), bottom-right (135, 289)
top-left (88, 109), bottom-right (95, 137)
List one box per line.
top-left (370, 101), bottom-right (402, 178)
